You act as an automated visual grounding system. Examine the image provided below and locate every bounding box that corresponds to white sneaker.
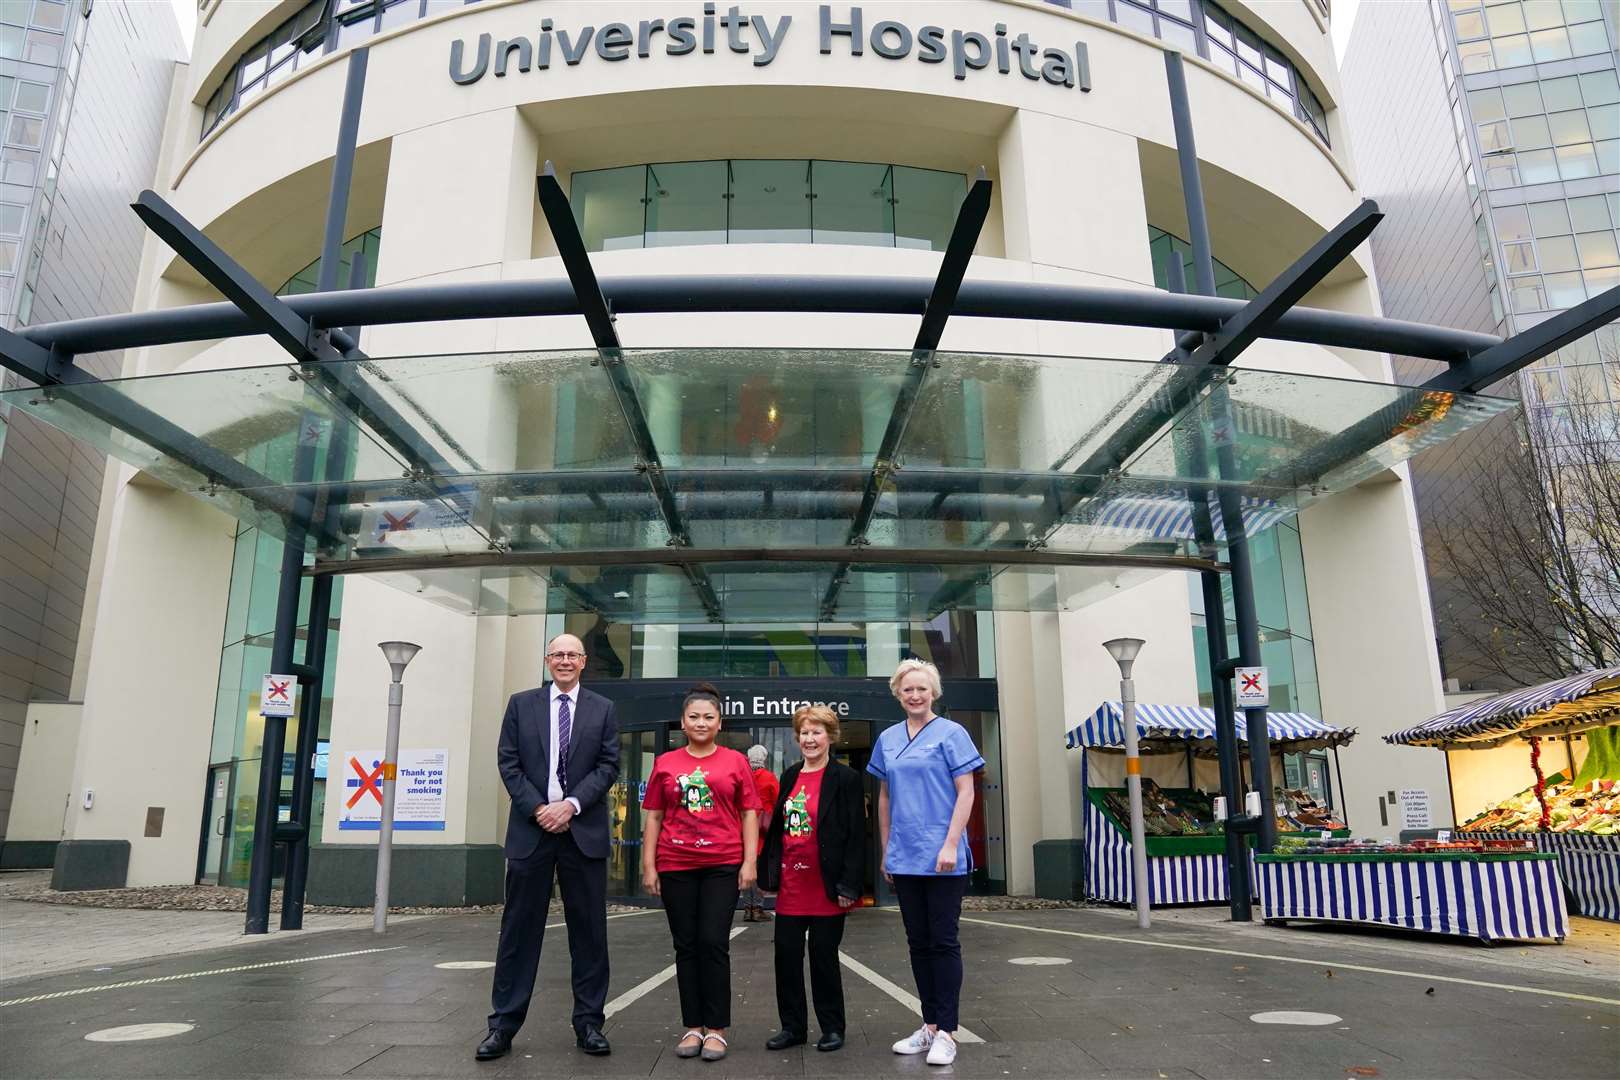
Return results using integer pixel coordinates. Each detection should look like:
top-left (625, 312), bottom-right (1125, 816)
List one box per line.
top-left (892, 1026), bottom-right (934, 1055)
top-left (925, 1031), bottom-right (957, 1066)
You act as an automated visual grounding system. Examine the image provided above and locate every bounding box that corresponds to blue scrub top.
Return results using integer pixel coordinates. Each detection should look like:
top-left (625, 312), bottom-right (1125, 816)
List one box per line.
top-left (868, 716), bottom-right (985, 877)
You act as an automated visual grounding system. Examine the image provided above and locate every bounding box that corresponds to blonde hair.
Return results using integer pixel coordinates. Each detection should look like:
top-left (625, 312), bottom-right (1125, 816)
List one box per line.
top-left (792, 704), bottom-right (841, 743)
top-left (889, 658), bottom-right (943, 702)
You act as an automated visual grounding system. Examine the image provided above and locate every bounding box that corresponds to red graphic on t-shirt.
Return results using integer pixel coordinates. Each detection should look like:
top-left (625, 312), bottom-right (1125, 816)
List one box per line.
top-left (776, 769), bottom-right (842, 917)
top-left (643, 747), bottom-right (762, 871)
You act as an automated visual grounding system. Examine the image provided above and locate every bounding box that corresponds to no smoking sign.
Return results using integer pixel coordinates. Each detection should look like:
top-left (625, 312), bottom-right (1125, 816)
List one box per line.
top-left (1234, 666), bottom-right (1269, 709)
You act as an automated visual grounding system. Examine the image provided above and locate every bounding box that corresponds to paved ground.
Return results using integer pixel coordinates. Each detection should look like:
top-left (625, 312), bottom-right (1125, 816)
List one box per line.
top-left (1, 887), bottom-right (1617, 1080)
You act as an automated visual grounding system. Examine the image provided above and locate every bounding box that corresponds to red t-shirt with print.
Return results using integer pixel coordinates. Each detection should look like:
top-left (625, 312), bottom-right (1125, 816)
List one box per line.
top-left (776, 768), bottom-right (843, 916)
top-left (643, 746), bottom-right (762, 871)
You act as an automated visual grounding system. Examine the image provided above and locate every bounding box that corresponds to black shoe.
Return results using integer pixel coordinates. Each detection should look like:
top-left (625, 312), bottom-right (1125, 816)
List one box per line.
top-left (576, 1026), bottom-right (611, 1056)
top-left (765, 1029), bottom-right (807, 1051)
top-left (475, 1030), bottom-right (511, 1061)
top-left (816, 1031), bottom-right (845, 1052)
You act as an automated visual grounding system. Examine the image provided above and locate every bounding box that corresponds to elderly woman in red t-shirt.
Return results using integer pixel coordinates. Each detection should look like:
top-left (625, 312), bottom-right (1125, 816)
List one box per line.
top-left (641, 683), bottom-right (761, 1062)
top-left (760, 705), bottom-right (865, 1053)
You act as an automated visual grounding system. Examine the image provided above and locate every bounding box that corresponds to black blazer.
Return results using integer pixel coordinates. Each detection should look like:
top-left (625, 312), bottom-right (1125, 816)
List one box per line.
top-left (760, 760), bottom-right (865, 902)
top-left (498, 683), bottom-right (620, 861)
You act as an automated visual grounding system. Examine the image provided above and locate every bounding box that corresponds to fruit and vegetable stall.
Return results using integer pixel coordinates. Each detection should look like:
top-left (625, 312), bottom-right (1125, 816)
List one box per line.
top-left (1386, 666), bottom-right (1620, 923)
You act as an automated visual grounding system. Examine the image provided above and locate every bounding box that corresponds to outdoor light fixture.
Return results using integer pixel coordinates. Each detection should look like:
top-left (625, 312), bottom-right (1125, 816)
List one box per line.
top-left (373, 640), bottom-right (422, 934)
top-left (1103, 637), bottom-right (1151, 930)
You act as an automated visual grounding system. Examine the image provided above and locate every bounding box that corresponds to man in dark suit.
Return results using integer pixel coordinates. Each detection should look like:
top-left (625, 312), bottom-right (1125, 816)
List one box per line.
top-left (476, 634), bottom-right (620, 1061)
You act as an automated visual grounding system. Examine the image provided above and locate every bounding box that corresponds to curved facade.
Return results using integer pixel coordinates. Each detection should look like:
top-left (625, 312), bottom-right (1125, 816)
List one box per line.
top-left (34, 0), bottom-right (1462, 898)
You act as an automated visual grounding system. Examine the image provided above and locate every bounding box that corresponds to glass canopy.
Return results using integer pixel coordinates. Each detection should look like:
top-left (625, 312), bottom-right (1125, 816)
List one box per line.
top-left (0, 348), bottom-right (1514, 621)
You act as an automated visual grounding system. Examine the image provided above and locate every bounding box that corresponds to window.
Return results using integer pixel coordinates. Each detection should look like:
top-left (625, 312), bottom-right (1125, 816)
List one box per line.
top-left (12, 81), bottom-right (47, 115)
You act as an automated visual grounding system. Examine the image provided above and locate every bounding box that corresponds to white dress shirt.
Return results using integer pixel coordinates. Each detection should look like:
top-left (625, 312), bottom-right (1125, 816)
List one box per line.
top-left (549, 684), bottom-right (584, 814)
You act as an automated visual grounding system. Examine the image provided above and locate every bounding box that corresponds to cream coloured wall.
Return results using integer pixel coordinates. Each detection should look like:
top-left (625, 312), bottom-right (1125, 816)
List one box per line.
top-left (8, 703), bottom-right (82, 843)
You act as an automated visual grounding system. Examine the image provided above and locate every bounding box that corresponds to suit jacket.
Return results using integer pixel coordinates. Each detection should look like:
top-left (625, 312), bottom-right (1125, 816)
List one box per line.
top-left (760, 760), bottom-right (866, 902)
top-left (498, 683), bottom-right (620, 861)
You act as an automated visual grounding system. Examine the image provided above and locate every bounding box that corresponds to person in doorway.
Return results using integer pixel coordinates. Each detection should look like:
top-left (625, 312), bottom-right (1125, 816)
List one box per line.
top-left (742, 744), bottom-right (779, 922)
top-left (869, 658), bottom-right (984, 1067)
top-left (478, 634), bottom-right (620, 1062)
top-left (641, 683), bottom-right (762, 1062)
top-left (761, 705), bottom-right (864, 1053)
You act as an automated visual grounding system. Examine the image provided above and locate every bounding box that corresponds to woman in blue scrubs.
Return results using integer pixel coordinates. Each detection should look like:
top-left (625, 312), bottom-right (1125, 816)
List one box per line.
top-left (868, 658), bottom-right (984, 1068)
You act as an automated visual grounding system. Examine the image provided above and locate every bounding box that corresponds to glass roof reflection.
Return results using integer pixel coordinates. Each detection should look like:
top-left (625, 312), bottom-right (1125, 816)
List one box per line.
top-left (0, 348), bottom-right (1515, 621)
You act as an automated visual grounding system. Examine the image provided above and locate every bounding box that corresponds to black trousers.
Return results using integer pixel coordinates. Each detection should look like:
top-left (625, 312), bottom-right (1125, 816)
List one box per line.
top-left (892, 874), bottom-right (969, 1033)
top-left (488, 830), bottom-right (609, 1037)
top-left (773, 913), bottom-right (847, 1037)
top-left (660, 865), bottom-right (740, 1029)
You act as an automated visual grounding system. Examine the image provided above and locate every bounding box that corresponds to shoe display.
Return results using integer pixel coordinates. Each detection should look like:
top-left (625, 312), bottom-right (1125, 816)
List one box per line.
top-left (474, 1030), bottom-right (512, 1061)
top-left (892, 1026), bottom-right (934, 1055)
top-left (816, 1031), bottom-right (845, 1052)
top-left (576, 1026), bottom-right (611, 1055)
top-left (925, 1031), bottom-right (957, 1066)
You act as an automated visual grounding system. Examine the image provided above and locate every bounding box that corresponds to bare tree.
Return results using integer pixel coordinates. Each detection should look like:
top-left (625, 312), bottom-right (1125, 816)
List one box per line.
top-left (1425, 343), bottom-right (1620, 685)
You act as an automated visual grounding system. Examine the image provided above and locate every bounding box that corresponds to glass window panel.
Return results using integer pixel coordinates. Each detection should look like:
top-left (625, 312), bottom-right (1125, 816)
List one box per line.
top-left (29, 0), bottom-right (66, 31)
top-left (1159, 19), bottom-right (1197, 53)
top-left (1529, 199), bottom-right (1572, 235)
top-left (1204, 5), bottom-right (1233, 46)
top-left (1490, 33), bottom-right (1533, 67)
top-left (0, 237), bottom-right (16, 272)
top-left (1561, 0), bottom-right (1601, 20)
top-left (1478, 119), bottom-right (1513, 151)
top-left (1449, 0), bottom-right (1480, 9)
top-left (1484, 152), bottom-right (1520, 188)
top-left (1235, 24), bottom-right (1263, 66)
top-left (1208, 41), bottom-right (1238, 76)
top-left (1454, 8), bottom-right (1488, 36)
top-left (1, 147), bottom-right (37, 185)
top-left (1504, 239), bottom-right (1537, 271)
top-left (1494, 203), bottom-right (1533, 240)
top-left (1520, 0), bottom-right (1564, 27)
top-left (893, 165), bottom-right (964, 252)
top-left (23, 28), bottom-right (59, 64)
top-left (1555, 141), bottom-right (1599, 179)
top-left (1532, 368), bottom-right (1565, 402)
top-left (1502, 81), bottom-right (1544, 116)
top-left (334, 8), bottom-right (378, 49)
top-left (1511, 113), bottom-right (1552, 148)
top-left (571, 165), bottom-right (646, 252)
top-left (1568, 19), bottom-right (1608, 54)
top-left (1544, 270), bottom-right (1587, 307)
top-left (1580, 70), bottom-right (1620, 107)
top-left (239, 39), bottom-right (270, 84)
top-left (6, 113), bottom-right (41, 148)
top-left (1586, 103), bottom-right (1618, 142)
top-left (0, 201), bottom-right (21, 235)
top-left (0, 25), bottom-right (22, 60)
top-left (1606, 361), bottom-right (1620, 403)
top-left (1596, 139), bottom-right (1619, 175)
top-left (1070, 0), bottom-right (1111, 19)
top-left (1537, 233), bottom-right (1579, 271)
top-left (1576, 230), bottom-right (1620, 268)
top-left (1469, 87), bottom-right (1507, 122)
top-left (1547, 108), bottom-right (1591, 145)
top-left (1115, 1), bottom-right (1155, 36)
top-left (1157, 0), bottom-right (1195, 21)
top-left (1586, 265), bottom-right (1620, 295)
top-left (1566, 195), bottom-right (1610, 232)
top-left (1486, 1), bottom-right (1527, 32)
top-left (646, 161), bottom-right (727, 248)
top-left (12, 80), bottom-right (45, 114)
top-left (1528, 26), bottom-right (1572, 61)
top-left (1517, 147), bottom-right (1560, 182)
top-left (379, 0), bottom-right (418, 33)
top-left (811, 160), bottom-right (893, 247)
top-left (1540, 76), bottom-right (1582, 112)
top-left (1458, 40), bottom-right (1494, 72)
top-left (1262, 45), bottom-right (1291, 87)
top-left (1564, 364), bottom-right (1607, 404)
top-left (726, 159), bottom-right (810, 244)
top-left (424, 0), bottom-right (464, 12)
top-left (1509, 274), bottom-right (1547, 311)
top-left (1239, 62), bottom-right (1268, 94)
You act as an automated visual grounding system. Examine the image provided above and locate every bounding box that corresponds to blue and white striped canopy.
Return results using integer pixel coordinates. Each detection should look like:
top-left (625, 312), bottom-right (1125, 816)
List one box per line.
top-left (1385, 666), bottom-right (1620, 748)
top-left (1064, 701), bottom-right (1354, 750)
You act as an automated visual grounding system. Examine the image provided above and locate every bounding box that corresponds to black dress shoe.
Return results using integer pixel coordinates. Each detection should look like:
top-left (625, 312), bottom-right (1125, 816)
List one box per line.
top-left (765, 1029), bottom-right (807, 1051)
top-left (475, 1030), bottom-right (511, 1061)
top-left (576, 1026), bottom-right (612, 1056)
top-left (816, 1031), bottom-right (845, 1052)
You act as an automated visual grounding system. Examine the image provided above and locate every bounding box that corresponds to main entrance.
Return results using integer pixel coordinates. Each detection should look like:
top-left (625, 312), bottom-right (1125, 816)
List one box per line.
top-left (595, 678), bottom-right (1005, 903)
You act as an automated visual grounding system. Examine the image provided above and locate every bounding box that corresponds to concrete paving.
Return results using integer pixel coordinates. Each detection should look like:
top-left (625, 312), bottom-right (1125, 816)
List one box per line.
top-left (0, 893), bottom-right (1615, 1079)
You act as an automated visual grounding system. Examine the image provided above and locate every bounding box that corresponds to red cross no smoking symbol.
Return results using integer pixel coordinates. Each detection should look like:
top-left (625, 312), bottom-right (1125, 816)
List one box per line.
top-left (377, 509), bottom-right (418, 542)
top-left (1240, 672), bottom-right (1263, 695)
top-left (266, 679), bottom-right (291, 702)
top-left (347, 757), bottom-right (385, 808)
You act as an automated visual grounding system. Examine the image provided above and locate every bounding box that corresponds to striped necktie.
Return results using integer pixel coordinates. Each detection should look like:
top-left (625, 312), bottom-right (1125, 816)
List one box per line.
top-left (557, 693), bottom-right (571, 794)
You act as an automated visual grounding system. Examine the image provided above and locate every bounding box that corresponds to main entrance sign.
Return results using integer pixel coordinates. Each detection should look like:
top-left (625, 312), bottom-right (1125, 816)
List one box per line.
top-left (449, 5), bottom-right (1092, 92)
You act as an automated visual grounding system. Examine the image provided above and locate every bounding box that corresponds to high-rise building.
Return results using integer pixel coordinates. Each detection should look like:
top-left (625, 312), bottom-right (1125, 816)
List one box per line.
top-left (1342, 0), bottom-right (1619, 691)
top-left (0, 0), bottom-right (185, 846)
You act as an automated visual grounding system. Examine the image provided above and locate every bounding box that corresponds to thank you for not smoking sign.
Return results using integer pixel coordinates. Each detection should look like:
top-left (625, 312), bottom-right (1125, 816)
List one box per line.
top-left (1234, 666), bottom-right (1269, 709)
top-left (339, 748), bottom-right (450, 831)
top-left (260, 674), bottom-right (296, 718)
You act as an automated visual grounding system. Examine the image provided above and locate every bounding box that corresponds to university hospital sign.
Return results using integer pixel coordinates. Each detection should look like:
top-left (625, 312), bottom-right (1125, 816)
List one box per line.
top-left (449, 5), bottom-right (1093, 92)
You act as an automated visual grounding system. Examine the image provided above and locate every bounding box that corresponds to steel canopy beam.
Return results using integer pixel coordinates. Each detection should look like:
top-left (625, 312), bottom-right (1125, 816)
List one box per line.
top-left (1423, 283), bottom-right (1620, 394)
top-left (823, 169), bottom-right (993, 618)
top-left (535, 162), bottom-right (723, 621)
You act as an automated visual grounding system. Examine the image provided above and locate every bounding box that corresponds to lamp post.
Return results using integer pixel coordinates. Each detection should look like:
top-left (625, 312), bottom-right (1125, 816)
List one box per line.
top-left (1103, 637), bottom-right (1151, 929)
top-left (373, 640), bottom-right (421, 934)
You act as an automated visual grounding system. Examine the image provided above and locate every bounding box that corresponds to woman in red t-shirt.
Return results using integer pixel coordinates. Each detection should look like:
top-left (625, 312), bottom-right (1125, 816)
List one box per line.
top-left (760, 705), bottom-right (865, 1053)
top-left (641, 683), bottom-right (761, 1062)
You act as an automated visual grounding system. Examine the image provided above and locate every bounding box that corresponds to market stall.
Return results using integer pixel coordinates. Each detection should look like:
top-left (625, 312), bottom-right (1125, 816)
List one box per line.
top-left (1255, 839), bottom-right (1568, 943)
top-left (1386, 666), bottom-right (1620, 924)
top-left (1066, 702), bottom-right (1354, 906)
